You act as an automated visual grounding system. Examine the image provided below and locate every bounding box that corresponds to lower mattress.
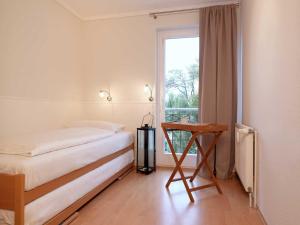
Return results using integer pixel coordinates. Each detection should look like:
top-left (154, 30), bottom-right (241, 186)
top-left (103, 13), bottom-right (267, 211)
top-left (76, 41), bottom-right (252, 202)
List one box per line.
top-left (0, 150), bottom-right (134, 225)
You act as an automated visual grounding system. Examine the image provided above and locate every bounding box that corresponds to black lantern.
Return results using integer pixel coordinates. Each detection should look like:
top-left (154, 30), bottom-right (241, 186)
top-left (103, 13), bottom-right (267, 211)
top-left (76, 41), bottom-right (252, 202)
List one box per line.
top-left (136, 113), bottom-right (156, 174)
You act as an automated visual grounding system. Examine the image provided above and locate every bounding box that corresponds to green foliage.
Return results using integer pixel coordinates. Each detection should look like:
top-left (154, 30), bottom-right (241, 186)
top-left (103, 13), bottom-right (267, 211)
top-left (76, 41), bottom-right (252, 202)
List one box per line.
top-left (165, 60), bottom-right (199, 109)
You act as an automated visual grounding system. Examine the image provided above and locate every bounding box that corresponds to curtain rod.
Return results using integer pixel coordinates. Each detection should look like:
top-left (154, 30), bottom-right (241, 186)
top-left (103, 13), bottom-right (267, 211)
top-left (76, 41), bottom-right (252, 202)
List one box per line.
top-left (149, 3), bottom-right (239, 19)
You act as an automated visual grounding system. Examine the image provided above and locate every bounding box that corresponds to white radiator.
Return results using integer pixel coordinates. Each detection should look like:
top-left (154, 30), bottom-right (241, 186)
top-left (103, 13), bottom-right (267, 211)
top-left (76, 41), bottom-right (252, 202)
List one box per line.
top-left (235, 123), bottom-right (257, 207)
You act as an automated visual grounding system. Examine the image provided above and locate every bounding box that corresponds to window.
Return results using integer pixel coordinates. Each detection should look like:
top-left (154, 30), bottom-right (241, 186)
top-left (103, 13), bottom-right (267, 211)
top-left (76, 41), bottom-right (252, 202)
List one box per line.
top-left (156, 28), bottom-right (199, 167)
top-left (164, 37), bottom-right (199, 154)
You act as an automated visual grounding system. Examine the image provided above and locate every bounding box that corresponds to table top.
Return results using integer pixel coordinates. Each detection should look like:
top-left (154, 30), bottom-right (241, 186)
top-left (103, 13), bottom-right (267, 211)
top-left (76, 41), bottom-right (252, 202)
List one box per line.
top-left (161, 122), bottom-right (228, 133)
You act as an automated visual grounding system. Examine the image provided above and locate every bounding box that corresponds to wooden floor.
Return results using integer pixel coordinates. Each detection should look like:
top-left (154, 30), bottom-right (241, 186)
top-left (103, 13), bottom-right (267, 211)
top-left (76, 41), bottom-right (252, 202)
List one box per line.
top-left (70, 168), bottom-right (264, 225)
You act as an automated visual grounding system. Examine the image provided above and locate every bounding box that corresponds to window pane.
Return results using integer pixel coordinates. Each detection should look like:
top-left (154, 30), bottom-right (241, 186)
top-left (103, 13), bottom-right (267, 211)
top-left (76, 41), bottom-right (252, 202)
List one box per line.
top-left (164, 37), bottom-right (199, 154)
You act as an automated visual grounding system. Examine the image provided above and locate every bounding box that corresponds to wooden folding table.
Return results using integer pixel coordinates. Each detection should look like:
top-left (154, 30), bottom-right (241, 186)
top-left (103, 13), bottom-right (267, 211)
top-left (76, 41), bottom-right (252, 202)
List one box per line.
top-left (161, 122), bottom-right (228, 202)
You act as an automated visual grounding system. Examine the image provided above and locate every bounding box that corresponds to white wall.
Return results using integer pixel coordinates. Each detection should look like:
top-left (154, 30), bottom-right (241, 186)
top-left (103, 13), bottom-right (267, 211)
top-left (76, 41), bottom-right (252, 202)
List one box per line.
top-left (82, 13), bottom-right (199, 133)
top-left (0, 0), bottom-right (84, 136)
top-left (241, 0), bottom-right (300, 224)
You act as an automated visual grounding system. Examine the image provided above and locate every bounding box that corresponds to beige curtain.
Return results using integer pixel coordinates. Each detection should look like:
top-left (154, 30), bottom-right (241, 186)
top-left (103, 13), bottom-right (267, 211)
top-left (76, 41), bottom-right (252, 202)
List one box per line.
top-left (198, 5), bottom-right (237, 179)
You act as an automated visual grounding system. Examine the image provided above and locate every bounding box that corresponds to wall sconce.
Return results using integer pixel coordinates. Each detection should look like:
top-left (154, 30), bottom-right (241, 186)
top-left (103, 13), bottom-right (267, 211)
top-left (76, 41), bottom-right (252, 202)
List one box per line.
top-left (99, 89), bottom-right (112, 101)
top-left (144, 84), bottom-right (154, 102)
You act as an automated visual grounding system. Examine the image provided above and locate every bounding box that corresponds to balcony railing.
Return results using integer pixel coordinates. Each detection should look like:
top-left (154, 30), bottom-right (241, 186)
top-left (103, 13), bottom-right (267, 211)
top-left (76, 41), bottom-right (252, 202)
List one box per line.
top-left (164, 108), bottom-right (198, 154)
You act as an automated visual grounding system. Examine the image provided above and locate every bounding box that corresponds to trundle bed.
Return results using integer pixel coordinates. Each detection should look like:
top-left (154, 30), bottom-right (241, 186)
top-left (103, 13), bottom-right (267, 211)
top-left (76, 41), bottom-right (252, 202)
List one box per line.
top-left (0, 123), bottom-right (134, 225)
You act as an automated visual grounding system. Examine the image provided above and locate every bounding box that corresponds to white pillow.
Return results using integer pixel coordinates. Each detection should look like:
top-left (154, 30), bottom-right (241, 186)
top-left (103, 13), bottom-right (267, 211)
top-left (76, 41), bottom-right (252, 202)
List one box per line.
top-left (67, 120), bottom-right (125, 133)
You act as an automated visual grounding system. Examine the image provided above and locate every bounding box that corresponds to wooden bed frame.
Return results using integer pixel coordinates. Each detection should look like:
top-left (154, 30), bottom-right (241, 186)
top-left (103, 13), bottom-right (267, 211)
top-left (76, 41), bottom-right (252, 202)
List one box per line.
top-left (0, 143), bottom-right (134, 225)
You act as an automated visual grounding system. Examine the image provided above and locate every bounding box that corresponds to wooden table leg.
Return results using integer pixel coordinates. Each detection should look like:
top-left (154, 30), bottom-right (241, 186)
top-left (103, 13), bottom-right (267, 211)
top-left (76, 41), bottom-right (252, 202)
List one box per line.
top-left (190, 133), bottom-right (221, 183)
top-left (162, 128), bottom-right (197, 202)
top-left (193, 138), bottom-right (223, 194)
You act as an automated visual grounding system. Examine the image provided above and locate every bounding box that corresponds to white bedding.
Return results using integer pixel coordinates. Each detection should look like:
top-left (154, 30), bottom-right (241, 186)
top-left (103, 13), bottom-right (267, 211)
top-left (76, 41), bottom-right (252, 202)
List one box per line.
top-left (0, 128), bottom-right (114, 157)
top-left (0, 131), bottom-right (133, 190)
top-left (0, 150), bottom-right (134, 225)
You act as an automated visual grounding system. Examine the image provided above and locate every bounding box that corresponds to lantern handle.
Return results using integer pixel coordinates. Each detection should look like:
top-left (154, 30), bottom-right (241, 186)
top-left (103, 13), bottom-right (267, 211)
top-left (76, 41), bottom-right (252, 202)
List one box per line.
top-left (141, 112), bottom-right (154, 128)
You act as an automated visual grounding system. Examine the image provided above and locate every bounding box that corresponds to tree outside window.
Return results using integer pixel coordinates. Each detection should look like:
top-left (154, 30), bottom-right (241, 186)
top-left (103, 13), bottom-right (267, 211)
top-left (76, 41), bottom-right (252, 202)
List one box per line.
top-left (164, 59), bottom-right (199, 154)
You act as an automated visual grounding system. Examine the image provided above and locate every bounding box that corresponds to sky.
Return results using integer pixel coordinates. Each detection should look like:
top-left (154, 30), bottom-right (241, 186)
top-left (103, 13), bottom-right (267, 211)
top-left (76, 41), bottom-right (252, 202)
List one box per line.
top-left (165, 37), bottom-right (199, 74)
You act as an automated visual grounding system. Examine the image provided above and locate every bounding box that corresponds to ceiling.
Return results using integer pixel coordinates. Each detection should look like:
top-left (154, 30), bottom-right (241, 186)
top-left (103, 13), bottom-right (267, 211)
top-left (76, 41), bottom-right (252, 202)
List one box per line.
top-left (56, 0), bottom-right (237, 20)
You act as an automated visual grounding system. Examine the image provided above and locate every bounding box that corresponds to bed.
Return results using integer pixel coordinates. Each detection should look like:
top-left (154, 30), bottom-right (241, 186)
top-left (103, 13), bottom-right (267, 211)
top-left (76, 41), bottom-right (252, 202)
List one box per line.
top-left (0, 121), bottom-right (134, 225)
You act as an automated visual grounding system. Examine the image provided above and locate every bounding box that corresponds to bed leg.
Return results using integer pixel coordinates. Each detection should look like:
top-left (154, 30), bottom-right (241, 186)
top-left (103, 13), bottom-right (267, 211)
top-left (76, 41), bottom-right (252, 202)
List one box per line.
top-left (14, 175), bottom-right (25, 225)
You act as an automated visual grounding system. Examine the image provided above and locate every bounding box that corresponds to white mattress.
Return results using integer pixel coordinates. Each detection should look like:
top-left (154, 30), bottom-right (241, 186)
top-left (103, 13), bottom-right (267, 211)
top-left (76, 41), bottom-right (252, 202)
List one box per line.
top-left (0, 150), bottom-right (134, 225)
top-left (0, 131), bottom-right (133, 190)
top-left (0, 128), bottom-right (115, 157)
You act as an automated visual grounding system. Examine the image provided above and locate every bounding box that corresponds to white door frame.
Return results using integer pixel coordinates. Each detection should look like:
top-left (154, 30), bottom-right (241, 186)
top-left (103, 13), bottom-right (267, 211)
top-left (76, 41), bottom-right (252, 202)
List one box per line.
top-left (156, 27), bottom-right (199, 168)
